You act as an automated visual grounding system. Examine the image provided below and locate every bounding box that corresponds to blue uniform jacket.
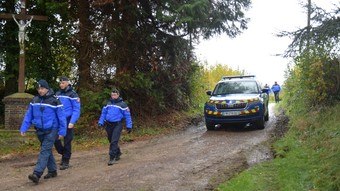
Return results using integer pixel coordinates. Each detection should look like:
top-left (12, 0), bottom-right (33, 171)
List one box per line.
top-left (20, 89), bottom-right (67, 136)
top-left (263, 88), bottom-right (271, 94)
top-left (56, 85), bottom-right (81, 124)
top-left (98, 98), bottom-right (132, 129)
top-left (271, 84), bottom-right (281, 93)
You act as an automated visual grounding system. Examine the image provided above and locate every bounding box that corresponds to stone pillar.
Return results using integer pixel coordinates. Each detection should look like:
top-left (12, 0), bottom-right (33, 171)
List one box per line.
top-left (2, 93), bottom-right (33, 130)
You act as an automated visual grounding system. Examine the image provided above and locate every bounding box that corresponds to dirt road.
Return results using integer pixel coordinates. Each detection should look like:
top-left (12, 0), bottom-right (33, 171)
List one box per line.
top-left (0, 104), bottom-right (283, 191)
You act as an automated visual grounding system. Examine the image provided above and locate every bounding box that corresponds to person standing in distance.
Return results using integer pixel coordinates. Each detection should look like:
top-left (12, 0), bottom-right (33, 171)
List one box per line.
top-left (98, 89), bottom-right (133, 165)
top-left (271, 81), bottom-right (281, 103)
top-left (263, 83), bottom-right (271, 95)
top-left (20, 79), bottom-right (66, 184)
top-left (54, 76), bottom-right (81, 170)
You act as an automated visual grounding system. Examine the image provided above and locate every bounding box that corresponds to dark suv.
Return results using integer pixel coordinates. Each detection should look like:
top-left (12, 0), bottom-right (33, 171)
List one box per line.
top-left (204, 75), bottom-right (269, 130)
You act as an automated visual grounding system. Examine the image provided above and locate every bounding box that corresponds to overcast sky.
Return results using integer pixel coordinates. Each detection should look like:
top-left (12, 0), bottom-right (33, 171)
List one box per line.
top-left (194, 0), bottom-right (339, 86)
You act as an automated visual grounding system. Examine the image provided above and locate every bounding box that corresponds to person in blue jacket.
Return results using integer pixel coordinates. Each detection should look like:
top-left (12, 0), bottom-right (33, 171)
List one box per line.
top-left (98, 89), bottom-right (132, 165)
top-left (54, 76), bottom-right (81, 170)
top-left (271, 81), bottom-right (281, 103)
top-left (263, 83), bottom-right (271, 95)
top-left (20, 79), bottom-right (66, 184)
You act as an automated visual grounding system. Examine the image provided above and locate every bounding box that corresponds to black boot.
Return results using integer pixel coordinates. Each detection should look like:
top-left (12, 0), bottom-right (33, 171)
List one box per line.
top-left (116, 152), bottom-right (122, 161)
top-left (107, 156), bottom-right (116, 166)
top-left (60, 162), bottom-right (69, 170)
top-left (28, 173), bottom-right (40, 184)
top-left (44, 171), bottom-right (57, 179)
top-left (60, 158), bottom-right (69, 170)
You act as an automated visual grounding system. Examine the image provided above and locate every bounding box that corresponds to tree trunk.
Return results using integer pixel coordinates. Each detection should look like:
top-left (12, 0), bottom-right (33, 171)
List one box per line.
top-left (75, 0), bottom-right (92, 91)
top-left (115, 0), bottom-right (138, 76)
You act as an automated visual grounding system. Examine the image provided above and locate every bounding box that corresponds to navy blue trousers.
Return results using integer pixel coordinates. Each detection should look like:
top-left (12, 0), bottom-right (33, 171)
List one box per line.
top-left (34, 129), bottom-right (58, 177)
top-left (105, 121), bottom-right (123, 158)
top-left (54, 117), bottom-right (73, 162)
top-left (274, 92), bottom-right (280, 103)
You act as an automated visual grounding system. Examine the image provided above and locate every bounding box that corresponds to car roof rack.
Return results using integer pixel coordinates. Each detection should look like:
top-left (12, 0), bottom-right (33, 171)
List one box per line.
top-left (221, 75), bottom-right (256, 80)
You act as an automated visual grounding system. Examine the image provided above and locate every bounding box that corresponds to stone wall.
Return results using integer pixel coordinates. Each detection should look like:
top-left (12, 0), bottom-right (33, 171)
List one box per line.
top-left (2, 93), bottom-right (33, 130)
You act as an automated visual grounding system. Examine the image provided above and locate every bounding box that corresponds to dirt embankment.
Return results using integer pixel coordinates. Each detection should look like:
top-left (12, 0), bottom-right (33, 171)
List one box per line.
top-left (0, 104), bottom-right (288, 191)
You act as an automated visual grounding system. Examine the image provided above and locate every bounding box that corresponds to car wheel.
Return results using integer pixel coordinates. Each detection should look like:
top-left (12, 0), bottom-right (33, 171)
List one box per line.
top-left (206, 123), bottom-right (215, 130)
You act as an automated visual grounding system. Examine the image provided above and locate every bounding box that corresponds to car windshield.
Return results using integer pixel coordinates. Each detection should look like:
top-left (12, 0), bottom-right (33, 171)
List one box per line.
top-left (213, 81), bottom-right (259, 95)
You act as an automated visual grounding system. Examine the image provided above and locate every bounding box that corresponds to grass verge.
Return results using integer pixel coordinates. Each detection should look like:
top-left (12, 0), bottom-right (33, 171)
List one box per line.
top-left (217, 103), bottom-right (340, 191)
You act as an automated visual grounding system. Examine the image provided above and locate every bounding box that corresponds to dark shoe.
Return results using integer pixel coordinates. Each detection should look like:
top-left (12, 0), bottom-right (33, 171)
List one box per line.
top-left (60, 163), bottom-right (69, 170)
top-left (107, 159), bottom-right (116, 166)
top-left (107, 156), bottom-right (117, 166)
top-left (28, 174), bottom-right (39, 184)
top-left (60, 157), bottom-right (68, 165)
top-left (44, 171), bottom-right (57, 179)
top-left (116, 153), bottom-right (122, 161)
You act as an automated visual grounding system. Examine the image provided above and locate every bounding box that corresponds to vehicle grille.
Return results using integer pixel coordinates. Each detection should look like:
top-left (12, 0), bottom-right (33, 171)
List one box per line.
top-left (216, 103), bottom-right (247, 109)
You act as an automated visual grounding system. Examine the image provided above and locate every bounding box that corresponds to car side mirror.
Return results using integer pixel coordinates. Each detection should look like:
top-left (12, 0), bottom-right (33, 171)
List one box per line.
top-left (206, 90), bottom-right (212, 96)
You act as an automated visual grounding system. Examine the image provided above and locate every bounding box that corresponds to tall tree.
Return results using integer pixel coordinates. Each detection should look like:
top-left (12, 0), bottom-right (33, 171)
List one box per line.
top-left (280, 3), bottom-right (339, 57)
top-left (70, 0), bottom-right (94, 91)
top-left (89, 0), bottom-right (251, 113)
top-left (1, 0), bottom-right (252, 115)
top-left (0, 0), bottom-right (18, 95)
top-left (281, 2), bottom-right (340, 106)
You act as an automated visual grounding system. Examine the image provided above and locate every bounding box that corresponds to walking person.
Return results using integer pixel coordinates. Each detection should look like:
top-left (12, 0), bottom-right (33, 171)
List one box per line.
top-left (20, 79), bottom-right (66, 184)
top-left (98, 89), bottom-right (133, 165)
top-left (271, 81), bottom-right (281, 103)
top-left (54, 76), bottom-right (81, 170)
top-left (263, 83), bottom-right (270, 95)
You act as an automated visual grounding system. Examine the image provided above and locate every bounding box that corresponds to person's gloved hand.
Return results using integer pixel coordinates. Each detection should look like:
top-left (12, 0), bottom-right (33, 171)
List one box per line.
top-left (126, 128), bottom-right (132, 134)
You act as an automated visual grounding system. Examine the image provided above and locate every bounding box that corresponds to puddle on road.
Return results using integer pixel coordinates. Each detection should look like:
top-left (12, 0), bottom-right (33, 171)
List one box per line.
top-left (244, 144), bottom-right (273, 166)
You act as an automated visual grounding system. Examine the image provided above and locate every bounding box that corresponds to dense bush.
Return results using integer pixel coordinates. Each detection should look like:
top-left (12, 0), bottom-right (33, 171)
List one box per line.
top-left (283, 51), bottom-right (340, 115)
top-left (278, 47), bottom-right (340, 190)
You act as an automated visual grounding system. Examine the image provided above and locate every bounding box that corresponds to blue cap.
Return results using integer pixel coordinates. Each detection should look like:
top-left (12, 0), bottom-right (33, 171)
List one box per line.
top-left (59, 76), bottom-right (69, 82)
top-left (37, 79), bottom-right (49, 89)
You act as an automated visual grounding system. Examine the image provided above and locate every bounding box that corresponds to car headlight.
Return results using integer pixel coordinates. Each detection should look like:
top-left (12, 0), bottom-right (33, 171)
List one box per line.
top-left (247, 97), bottom-right (262, 104)
top-left (205, 101), bottom-right (215, 107)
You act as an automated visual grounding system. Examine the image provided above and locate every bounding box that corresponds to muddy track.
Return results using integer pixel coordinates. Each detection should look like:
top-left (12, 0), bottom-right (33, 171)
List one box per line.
top-left (0, 104), bottom-right (285, 191)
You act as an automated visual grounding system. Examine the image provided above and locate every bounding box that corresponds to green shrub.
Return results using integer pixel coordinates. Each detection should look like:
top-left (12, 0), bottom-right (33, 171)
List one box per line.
top-left (218, 103), bottom-right (340, 191)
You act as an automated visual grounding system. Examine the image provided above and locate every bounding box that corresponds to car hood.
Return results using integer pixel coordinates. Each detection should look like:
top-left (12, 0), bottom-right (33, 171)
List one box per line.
top-left (209, 94), bottom-right (260, 102)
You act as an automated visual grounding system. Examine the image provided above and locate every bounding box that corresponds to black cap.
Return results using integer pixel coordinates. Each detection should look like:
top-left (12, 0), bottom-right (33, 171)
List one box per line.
top-left (112, 89), bottom-right (120, 94)
top-left (59, 76), bottom-right (69, 82)
top-left (37, 79), bottom-right (49, 89)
